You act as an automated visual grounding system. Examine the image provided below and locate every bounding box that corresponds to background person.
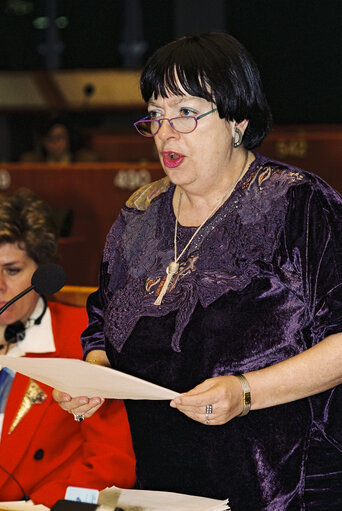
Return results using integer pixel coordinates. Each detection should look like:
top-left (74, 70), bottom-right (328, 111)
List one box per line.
top-left (54, 33), bottom-right (342, 510)
top-left (20, 116), bottom-right (98, 163)
top-left (0, 189), bottom-right (135, 507)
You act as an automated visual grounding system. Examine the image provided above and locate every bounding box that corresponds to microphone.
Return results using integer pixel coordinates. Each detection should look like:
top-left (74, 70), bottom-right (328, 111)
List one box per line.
top-left (31, 263), bottom-right (66, 295)
top-left (0, 263), bottom-right (66, 316)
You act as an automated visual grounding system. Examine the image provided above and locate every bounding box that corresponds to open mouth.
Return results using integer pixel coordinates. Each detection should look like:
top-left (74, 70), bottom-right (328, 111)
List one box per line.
top-left (162, 151), bottom-right (185, 168)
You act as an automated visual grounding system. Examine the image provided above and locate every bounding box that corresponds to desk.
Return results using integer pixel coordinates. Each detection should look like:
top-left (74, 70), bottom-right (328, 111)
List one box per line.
top-left (259, 124), bottom-right (342, 193)
top-left (1, 128), bottom-right (342, 285)
top-left (0, 162), bottom-right (164, 286)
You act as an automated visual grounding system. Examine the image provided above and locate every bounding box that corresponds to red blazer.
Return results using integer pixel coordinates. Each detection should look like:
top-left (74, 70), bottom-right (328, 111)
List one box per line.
top-left (0, 301), bottom-right (135, 507)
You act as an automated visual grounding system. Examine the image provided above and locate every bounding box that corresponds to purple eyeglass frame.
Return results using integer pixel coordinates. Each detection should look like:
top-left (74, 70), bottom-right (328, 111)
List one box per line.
top-left (133, 108), bottom-right (218, 137)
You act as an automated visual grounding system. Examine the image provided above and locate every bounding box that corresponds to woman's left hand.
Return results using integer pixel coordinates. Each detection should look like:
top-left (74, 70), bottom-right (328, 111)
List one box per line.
top-left (170, 375), bottom-right (244, 425)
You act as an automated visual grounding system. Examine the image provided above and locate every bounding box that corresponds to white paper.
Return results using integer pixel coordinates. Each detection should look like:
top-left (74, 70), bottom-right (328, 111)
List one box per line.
top-left (0, 501), bottom-right (48, 511)
top-left (0, 488), bottom-right (230, 511)
top-left (99, 486), bottom-right (231, 511)
top-left (0, 356), bottom-right (179, 400)
top-left (0, 502), bottom-right (112, 511)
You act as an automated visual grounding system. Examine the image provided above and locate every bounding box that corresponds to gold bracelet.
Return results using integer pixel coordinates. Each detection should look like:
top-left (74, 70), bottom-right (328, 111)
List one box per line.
top-left (86, 359), bottom-right (102, 365)
top-left (235, 374), bottom-right (251, 417)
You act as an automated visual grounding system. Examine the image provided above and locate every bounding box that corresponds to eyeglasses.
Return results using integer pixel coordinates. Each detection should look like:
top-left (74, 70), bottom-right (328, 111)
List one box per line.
top-left (133, 108), bottom-right (218, 137)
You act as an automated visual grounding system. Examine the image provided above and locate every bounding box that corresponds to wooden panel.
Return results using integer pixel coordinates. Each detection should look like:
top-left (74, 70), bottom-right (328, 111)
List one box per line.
top-left (53, 285), bottom-right (98, 307)
top-left (84, 131), bottom-right (158, 162)
top-left (1, 125), bottom-right (341, 285)
top-left (52, 69), bottom-right (143, 109)
top-left (0, 70), bottom-right (144, 112)
top-left (84, 125), bottom-right (342, 194)
top-left (259, 124), bottom-right (342, 194)
top-left (0, 162), bottom-right (164, 286)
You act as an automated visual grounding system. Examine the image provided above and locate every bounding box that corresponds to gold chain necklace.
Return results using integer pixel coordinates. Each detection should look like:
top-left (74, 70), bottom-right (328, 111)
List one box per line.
top-left (154, 150), bottom-right (249, 306)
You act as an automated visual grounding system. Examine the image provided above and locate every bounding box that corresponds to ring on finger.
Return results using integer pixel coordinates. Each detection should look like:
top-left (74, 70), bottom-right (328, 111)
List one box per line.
top-left (205, 404), bottom-right (213, 415)
top-left (205, 404), bottom-right (213, 424)
top-left (73, 413), bottom-right (85, 422)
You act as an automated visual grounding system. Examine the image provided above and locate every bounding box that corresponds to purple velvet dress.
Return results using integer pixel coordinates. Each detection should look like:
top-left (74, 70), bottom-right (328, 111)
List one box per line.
top-left (82, 152), bottom-right (342, 510)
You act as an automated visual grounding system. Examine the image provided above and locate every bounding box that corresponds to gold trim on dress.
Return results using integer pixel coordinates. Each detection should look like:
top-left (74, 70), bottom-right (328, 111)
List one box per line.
top-left (8, 379), bottom-right (47, 434)
top-left (126, 176), bottom-right (170, 211)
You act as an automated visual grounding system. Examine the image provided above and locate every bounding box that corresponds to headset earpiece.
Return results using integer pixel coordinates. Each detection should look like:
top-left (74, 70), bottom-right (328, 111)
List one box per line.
top-left (2, 296), bottom-right (48, 344)
top-left (34, 296), bottom-right (47, 325)
top-left (4, 321), bottom-right (26, 344)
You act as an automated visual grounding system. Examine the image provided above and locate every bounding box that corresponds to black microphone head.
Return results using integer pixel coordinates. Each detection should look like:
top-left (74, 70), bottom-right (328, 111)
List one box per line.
top-left (4, 320), bottom-right (26, 343)
top-left (31, 263), bottom-right (66, 295)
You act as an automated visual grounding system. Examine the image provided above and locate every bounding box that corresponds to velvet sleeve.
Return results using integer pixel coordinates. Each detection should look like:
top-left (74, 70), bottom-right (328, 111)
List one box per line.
top-left (284, 180), bottom-right (342, 346)
top-left (81, 211), bottom-right (128, 358)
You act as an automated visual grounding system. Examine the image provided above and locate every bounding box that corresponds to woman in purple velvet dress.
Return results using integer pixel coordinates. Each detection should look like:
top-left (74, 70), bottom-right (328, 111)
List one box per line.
top-left (54, 33), bottom-right (342, 510)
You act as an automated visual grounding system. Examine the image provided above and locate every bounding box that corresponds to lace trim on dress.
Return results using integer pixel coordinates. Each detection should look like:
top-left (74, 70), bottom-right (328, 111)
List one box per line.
top-left (103, 154), bottom-right (305, 353)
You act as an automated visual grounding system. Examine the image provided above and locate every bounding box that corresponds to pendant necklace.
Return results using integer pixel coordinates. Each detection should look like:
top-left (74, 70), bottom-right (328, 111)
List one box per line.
top-left (154, 150), bottom-right (249, 306)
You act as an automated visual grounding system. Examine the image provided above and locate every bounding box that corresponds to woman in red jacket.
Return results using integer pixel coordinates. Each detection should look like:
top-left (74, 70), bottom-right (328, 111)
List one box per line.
top-left (0, 189), bottom-right (135, 507)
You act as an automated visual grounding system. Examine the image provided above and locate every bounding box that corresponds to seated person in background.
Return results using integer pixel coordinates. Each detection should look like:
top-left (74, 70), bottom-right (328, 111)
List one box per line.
top-left (20, 116), bottom-right (98, 163)
top-left (0, 189), bottom-right (135, 507)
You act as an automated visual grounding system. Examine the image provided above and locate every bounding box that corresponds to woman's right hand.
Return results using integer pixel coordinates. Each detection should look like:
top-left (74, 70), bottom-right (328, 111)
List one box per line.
top-left (52, 389), bottom-right (104, 419)
top-left (52, 350), bottom-right (109, 419)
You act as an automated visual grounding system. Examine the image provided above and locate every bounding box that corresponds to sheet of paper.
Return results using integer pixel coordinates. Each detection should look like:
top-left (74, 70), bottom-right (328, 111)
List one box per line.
top-left (0, 501), bottom-right (48, 511)
top-left (0, 489), bottom-right (230, 511)
top-left (0, 356), bottom-right (179, 400)
top-left (99, 486), bottom-right (231, 511)
top-left (0, 502), bottom-right (113, 511)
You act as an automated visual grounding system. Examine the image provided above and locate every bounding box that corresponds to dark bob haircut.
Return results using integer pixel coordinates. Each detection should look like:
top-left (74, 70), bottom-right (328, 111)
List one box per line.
top-left (140, 32), bottom-right (272, 149)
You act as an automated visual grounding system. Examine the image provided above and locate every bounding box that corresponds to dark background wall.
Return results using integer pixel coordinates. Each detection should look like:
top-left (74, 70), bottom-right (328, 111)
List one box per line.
top-left (226, 1), bottom-right (342, 124)
top-left (0, 0), bottom-right (341, 285)
top-left (0, 0), bottom-right (341, 160)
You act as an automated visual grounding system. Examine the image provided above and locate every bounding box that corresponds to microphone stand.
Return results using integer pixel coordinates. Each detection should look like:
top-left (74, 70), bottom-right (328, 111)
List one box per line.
top-left (0, 286), bottom-right (34, 315)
